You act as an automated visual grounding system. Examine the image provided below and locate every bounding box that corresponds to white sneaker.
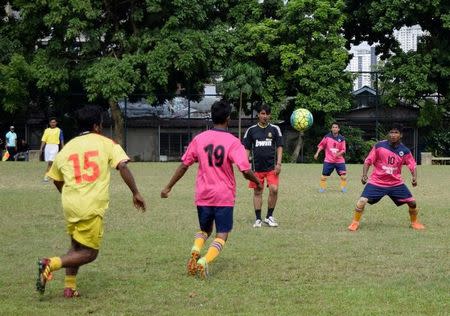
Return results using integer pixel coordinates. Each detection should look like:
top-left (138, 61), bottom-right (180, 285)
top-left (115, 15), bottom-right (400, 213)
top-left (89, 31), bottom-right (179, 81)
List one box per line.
top-left (43, 176), bottom-right (49, 182)
top-left (253, 219), bottom-right (262, 228)
top-left (264, 216), bottom-right (278, 227)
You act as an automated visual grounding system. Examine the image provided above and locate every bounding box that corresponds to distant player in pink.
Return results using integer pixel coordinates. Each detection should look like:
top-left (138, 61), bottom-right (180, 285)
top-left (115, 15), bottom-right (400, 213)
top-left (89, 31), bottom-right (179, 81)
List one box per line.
top-left (314, 122), bottom-right (347, 192)
top-left (348, 124), bottom-right (425, 231)
top-left (161, 100), bottom-right (262, 278)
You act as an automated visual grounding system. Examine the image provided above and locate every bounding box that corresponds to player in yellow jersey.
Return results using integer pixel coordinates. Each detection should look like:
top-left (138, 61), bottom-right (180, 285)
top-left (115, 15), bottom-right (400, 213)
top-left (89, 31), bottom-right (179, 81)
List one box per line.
top-left (40, 118), bottom-right (65, 182)
top-left (36, 105), bottom-right (146, 298)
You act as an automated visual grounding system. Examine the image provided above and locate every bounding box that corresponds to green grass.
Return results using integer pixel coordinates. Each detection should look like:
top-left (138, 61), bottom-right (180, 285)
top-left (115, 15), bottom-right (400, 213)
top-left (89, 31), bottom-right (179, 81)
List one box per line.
top-left (0, 162), bottom-right (449, 315)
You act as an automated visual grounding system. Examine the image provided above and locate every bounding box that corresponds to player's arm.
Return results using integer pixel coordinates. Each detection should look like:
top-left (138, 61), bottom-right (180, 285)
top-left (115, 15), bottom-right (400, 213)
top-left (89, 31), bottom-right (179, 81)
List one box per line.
top-left (411, 168), bottom-right (417, 187)
top-left (60, 130), bottom-right (65, 148)
top-left (361, 163), bottom-right (370, 184)
top-left (275, 146), bottom-right (283, 175)
top-left (242, 169), bottom-right (263, 190)
top-left (314, 147), bottom-right (322, 160)
top-left (314, 139), bottom-right (325, 160)
top-left (117, 161), bottom-right (146, 212)
top-left (161, 163), bottom-right (189, 198)
top-left (336, 140), bottom-right (346, 157)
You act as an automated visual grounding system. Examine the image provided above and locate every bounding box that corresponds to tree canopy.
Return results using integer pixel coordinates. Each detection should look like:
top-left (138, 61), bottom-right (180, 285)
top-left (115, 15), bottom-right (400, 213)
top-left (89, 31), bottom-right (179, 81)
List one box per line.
top-left (344, 0), bottom-right (450, 127)
top-left (1, 0), bottom-right (449, 143)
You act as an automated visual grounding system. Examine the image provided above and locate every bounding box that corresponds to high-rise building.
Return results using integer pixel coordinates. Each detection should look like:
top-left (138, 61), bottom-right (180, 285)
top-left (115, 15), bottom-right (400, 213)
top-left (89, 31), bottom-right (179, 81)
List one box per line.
top-left (346, 42), bottom-right (378, 90)
top-left (393, 25), bottom-right (424, 52)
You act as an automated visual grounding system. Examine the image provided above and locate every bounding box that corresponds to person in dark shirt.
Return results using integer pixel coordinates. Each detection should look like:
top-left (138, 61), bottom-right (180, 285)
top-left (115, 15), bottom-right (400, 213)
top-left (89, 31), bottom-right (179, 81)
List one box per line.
top-left (243, 104), bottom-right (284, 228)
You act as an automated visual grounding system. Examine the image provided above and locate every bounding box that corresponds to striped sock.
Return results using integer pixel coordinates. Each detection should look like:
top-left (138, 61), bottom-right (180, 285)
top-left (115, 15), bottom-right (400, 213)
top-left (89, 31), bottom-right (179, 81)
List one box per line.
top-left (204, 238), bottom-right (226, 264)
top-left (191, 231), bottom-right (208, 254)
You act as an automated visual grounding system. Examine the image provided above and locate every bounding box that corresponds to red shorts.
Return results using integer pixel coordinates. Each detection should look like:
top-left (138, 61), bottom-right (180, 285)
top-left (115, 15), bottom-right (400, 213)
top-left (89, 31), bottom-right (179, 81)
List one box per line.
top-left (249, 170), bottom-right (279, 188)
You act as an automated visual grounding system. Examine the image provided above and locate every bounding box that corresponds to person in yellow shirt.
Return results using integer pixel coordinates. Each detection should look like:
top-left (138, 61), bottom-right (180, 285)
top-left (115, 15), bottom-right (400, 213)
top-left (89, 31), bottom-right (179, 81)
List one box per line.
top-left (40, 118), bottom-right (65, 181)
top-left (36, 105), bottom-right (146, 298)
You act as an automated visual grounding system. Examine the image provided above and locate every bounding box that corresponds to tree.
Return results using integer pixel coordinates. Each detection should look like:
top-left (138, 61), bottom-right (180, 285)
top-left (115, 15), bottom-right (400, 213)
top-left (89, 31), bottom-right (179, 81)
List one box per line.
top-left (221, 62), bottom-right (263, 138)
top-left (343, 0), bottom-right (450, 128)
top-left (0, 1), bottom-right (239, 145)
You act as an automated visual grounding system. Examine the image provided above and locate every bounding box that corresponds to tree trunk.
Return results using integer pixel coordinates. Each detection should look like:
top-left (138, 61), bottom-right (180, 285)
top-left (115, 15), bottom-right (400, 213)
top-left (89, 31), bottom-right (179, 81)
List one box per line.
top-left (238, 91), bottom-right (242, 139)
top-left (109, 99), bottom-right (124, 147)
top-left (291, 131), bottom-right (304, 163)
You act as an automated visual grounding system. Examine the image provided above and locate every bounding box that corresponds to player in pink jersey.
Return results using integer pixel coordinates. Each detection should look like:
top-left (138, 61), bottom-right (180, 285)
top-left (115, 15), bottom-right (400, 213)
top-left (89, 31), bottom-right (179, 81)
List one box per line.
top-left (161, 100), bottom-right (262, 278)
top-left (348, 124), bottom-right (425, 231)
top-left (314, 122), bottom-right (347, 192)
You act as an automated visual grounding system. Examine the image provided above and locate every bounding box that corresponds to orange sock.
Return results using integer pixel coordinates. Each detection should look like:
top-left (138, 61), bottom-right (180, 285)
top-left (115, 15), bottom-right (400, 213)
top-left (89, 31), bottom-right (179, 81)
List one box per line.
top-left (204, 238), bottom-right (226, 264)
top-left (409, 207), bottom-right (418, 222)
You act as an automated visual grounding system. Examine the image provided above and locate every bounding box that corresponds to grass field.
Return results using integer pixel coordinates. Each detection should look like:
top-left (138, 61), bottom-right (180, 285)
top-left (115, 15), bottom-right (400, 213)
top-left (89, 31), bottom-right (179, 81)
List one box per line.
top-left (0, 162), bottom-right (449, 315)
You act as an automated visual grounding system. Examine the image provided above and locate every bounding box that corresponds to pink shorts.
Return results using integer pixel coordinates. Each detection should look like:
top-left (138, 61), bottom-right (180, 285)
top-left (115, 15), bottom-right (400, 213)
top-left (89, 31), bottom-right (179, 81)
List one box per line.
top-left (249, 170), bottom-right (279, 188)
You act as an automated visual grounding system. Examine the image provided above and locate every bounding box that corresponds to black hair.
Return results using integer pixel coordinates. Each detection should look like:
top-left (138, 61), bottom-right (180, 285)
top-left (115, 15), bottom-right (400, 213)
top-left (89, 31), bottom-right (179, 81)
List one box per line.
top-left (257, 103), bottom-right (271, 114)
top-left (76, 105), bottom-right (103, 132)
top-left (211, 100), bottom-right (231, 124)
top-left (48, 117), bottom-right (57, 122)
top-left (389, 123), bottom-right (403, 133)
top-left (331, 122), bottom-right (340, 128)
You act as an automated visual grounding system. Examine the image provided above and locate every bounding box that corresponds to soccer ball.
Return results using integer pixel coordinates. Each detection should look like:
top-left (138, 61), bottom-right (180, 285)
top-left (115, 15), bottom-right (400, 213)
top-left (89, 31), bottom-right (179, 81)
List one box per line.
top-left (290, 108), bottom-right (313, 132)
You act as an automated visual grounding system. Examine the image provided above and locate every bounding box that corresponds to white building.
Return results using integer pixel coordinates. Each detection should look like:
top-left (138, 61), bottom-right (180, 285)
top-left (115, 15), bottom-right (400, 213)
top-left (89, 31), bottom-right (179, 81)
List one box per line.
top-left (393, 25), bottom-right (425, 52)
top-left (346, 41), bottom-right (378, 90)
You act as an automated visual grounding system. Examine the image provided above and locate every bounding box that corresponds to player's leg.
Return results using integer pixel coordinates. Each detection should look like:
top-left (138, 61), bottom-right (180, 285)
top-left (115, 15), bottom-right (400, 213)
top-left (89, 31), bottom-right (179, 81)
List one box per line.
top-left (348, 197), bottom-right (368, 231)
top-left (37, 239), bottom-right (98, 295)
top-left (265, 171), bottom-right (279, 227)
top-left (196, 207), bottom-right (232, 278)
top-left (389, 185), bottom-right (425, 230)
top-left (43, 144), bottom-right (57, 181)
top-left (337, 164), bottom-right (348, 192)
top-left (188, 206), bottom-right (213, 275)
top-left (319, 163), bottom-right (332, 192)
top-left (250, 172), bottom-right (264, 227)
top-left (348, 184), bottom-right (382, 231)
top-left (36, 216), bottom-right (101, 295)
top-left (62, 239), bottom-right (98, 297)
top-left (407, 201), bottom-right (425, 230)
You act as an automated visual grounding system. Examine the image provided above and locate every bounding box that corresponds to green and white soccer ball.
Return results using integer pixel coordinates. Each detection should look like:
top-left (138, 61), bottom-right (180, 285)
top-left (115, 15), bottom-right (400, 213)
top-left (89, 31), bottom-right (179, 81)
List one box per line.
top-left (290, 108), bottom-right (313, 132)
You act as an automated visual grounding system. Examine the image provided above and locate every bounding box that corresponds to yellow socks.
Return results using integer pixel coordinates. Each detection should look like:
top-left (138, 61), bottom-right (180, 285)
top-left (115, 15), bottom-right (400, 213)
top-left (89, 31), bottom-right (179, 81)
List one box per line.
top-left (49, 257), bottom-right (62, 271)
top-left (320, 175), bottom-right (327, 190)
top-left (191, 231), bottom-right (208, 254)
top-left (340, 175), bottom-right (347, 189)
top-left (353, 210), bottom-right (363, 222)
top-left (204, 238), bottom-right (225, 264)
top-left (353, 200), bottom-right (366, 222)
top-left (64, 275), bottom-right (77, 290)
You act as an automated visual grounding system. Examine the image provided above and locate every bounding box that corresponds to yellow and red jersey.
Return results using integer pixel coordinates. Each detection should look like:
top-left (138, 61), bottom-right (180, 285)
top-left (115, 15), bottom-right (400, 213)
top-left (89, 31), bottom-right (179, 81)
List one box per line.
top-left (47, 133), bottom-right (129, 222)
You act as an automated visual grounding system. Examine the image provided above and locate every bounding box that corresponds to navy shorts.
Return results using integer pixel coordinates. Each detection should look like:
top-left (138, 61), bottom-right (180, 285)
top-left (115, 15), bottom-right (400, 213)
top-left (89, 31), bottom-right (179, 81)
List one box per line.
top-left (361, 183), bottom-right (415, 206)
top-left (197, 206), bottom-right (233, 233)
top-left (322, 162), bottom-right (347, 176)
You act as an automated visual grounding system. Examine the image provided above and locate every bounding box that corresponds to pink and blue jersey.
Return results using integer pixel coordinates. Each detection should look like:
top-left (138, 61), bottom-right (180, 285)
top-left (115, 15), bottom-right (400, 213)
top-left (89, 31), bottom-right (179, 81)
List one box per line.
top-left (317, 133), bottom-right (346, 163)
top-left (182, 128), bottom-right (251, 207)
top-left (365, 140), bottom-right (416, 187)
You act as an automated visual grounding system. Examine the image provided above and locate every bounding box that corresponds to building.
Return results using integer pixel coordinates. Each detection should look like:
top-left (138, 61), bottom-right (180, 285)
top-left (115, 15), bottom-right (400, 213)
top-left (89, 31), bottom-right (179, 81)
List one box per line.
top-left (393, 25), bottom-right (425, 52)
top-left (346, 42), bottom-right (378, 90)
